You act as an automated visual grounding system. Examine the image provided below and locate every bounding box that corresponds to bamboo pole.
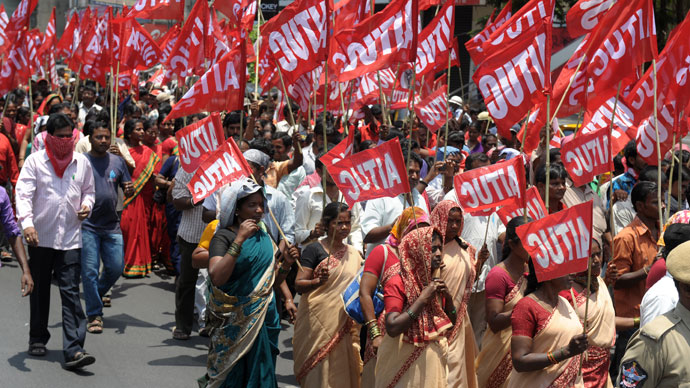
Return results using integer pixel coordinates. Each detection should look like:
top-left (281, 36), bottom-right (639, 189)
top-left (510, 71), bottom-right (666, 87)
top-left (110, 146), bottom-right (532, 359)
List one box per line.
top-left (652, 60), bottom-right (663, 227)
top-left (112, 62), bottom-right (120, 142)
top-left (28, 79), bottom-right (35, 143)
top-left (544, 95), bottom-right (551, 213)
top-left (254, 0), bottom-right (263, 98)
top-left (70, 65), bottom-right (82, 110)
top-left (442, 44), bottom-right (452, 162)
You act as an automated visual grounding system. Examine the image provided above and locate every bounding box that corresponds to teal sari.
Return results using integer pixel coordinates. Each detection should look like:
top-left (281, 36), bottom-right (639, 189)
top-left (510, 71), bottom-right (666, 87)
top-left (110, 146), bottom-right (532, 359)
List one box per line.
top-left (198, 228), bottom-right (279, 388)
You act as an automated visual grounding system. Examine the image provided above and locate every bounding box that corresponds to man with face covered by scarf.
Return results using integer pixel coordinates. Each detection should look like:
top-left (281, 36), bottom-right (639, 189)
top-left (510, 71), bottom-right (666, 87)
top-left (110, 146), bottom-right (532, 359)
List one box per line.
top-left (15, 113), bottom-right (96, 370)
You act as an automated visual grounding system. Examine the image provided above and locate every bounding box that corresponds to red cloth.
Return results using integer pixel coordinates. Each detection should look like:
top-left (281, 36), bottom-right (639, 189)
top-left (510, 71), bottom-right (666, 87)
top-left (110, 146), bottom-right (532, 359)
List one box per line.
top-left (161, 137), bottom-right (178, 156)
top-left (511, 296), bottom-right (552, 338)
top-left (485, 266), bottom-right (517, 301)
top-left (383, 273), bottom-right (405, 313)
top-left (359, 123), bottom-right (379, 142)
top-left (646, 258), bottom-right (666, 290)
top-left (363, 244), bottom-right (400, 278)
top-left (44, 133), bottom-right (75, 178)
top-left (14, 124), bottom-right (27, 146)
top-left (0, 133), bottom-right (19, 186)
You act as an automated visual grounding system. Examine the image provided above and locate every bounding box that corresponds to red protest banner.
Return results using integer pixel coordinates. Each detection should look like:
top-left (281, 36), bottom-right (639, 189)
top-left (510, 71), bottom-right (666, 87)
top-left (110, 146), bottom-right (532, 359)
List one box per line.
top-left (326, 138), bottom-right (410, 208)
top-left (497, 186), bottom-right (547, 225)
top-left (561, 126), bottom-right (612, 187)
top-left (566, 0), bottom-right (614, 38)
top-left (414, 85), bottom-right (448, 133)
top-left (464, 0), bottom-right (512, 65)
top-left (580, 97), bottom-right (635, 156)
top-left (187, 138), bottom-right (252, 203)
top-left (453, 157), bottom-right (526, 213)
top-left (320, 129), bottom-right (355, 166)
top-left (516, 201), bottom-right (593, 282)
top-left (120, 18), bottom-right (163, 71)
top-left (472, 16), bottom-right (552, 137)
top-left (329, 0), bottom-right (418, 82)
top-left (176, 113), bottom-right (225, 173)
top-left (413, 0), bottom-right (454, 78)
top-left (128, 0), bottom-right (184, 21)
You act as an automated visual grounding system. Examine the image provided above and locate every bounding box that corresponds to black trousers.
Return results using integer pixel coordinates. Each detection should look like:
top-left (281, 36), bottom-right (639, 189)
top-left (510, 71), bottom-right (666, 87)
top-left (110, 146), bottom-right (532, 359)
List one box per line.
top-left (175, 236), bottom-right (199, 334)
top-left (28, 247), bottom-right (86, 360)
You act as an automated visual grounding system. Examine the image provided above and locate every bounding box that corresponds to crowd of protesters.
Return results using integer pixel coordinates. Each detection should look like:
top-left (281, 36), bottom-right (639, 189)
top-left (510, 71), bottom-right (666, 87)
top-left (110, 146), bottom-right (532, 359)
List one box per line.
top-left (2, 73), bottom-right (690, 387)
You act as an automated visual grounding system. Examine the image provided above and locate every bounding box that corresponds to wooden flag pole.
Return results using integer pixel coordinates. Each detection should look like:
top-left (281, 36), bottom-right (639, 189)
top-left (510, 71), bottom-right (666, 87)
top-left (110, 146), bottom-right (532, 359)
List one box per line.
top-left (652, 59), bottom-right (663, 227)
top-left (544, 94), bottom-right (552, 213)
top-left (578, 252), bottom-right (593, 374)
top-left (254, 0), bottom-right (263, 98)
top-left (679, 110), bottom-right (686, 211)
top-left (112, 61), bottom-right (121, 142)
top-left (70, 65), bottom-right (82, 110)
top-left (275, 63), bottom-right (297, 144)
top-left (28, 78), bottom-right (35, 143)
top-left (442, 45), bottom-right (452, 163)
top-left (520, 110), bottom-right (531, 222)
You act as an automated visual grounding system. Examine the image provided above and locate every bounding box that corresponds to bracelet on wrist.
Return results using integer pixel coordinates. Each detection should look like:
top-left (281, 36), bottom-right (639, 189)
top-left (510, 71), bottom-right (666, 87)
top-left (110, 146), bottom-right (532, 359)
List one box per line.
top-left (368, 325), bottom-right (382, 340)
top-left (364, 319), bottom-right (377, 328)
top-left (227, 242), bottom-right (242, 257)
top-left (419, 180), bottom-right (429, 187)
top-left (633, 317), bottom-right (640, 328)
top-left (406, 309), bottom-right (418, 320)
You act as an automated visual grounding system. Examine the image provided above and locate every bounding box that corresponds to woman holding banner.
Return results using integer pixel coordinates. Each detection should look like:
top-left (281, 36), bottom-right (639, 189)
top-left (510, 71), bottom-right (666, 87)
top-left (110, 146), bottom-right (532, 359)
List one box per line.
top-left (475, 216), bottom-right (531, 388)
top-left (293, 202), bottom-right (363, 388)
top-left (508, 259), bottom-right (589, 388)
top-left (360, 206), bottom-right (429, 387)
top-left (121, 119), bottom-right (161, 278)
top-left (561, 238), bottom-right (616, 388)
top-left (200, 178), bottom-right (292, 388)
top-left (375, 227), bottom-right (456, 388)
top-left (430, 200), bottom-right (478, 388)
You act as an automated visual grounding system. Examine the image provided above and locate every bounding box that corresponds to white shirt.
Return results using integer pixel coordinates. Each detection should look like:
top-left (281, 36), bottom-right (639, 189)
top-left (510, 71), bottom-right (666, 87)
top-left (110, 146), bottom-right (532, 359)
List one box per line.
top-left (443, 189), bottom-right (506, 293)
top-left (360, 189), bottom-right (429, 257)
top-left (640, 271), bottom-right (678, 327)
top-left (16, 151), bottom-right (95, 250)
top-left (78, 102), bottom-right (103, 124)
top-left (292, 185), bottom-right (363, 253)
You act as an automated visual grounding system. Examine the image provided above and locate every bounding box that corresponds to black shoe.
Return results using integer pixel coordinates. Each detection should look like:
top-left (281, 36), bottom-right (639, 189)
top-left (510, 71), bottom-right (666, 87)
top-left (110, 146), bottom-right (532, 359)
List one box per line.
top-left (64, 352), bottom-right (96, 370)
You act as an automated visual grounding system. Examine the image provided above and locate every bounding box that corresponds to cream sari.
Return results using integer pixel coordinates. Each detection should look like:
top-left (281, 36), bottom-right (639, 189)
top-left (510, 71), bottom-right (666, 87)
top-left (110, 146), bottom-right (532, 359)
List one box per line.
top-left (293, 244), bottom-right (363, 388)
top-left (570, 277), bottom-right (615, 388)
top-left (507, 295), bottom-right (585, 388)
top-left (475, 268), bottom-right (526, 388)
top-left (441, 239), bottom-right (478, 388)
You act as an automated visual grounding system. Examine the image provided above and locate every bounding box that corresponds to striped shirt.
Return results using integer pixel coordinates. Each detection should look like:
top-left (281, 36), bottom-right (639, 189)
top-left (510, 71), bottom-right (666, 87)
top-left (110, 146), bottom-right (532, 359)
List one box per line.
top-left (172, 168), bottom-right (207, 244)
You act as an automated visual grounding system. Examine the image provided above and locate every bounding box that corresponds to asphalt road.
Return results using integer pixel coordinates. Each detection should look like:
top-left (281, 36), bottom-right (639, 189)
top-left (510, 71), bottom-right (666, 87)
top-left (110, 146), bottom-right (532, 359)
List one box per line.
top-left (0, 259), bottom-right (298, 388)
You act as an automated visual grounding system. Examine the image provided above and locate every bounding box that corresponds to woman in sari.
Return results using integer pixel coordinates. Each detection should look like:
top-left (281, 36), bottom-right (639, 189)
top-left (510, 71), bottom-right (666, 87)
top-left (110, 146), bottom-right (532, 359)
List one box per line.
top-left (360, 207), bottom-right (429, 387)
top-left (142, 119), bottom-right (170, 271)
top-left (562, 238), bottom-right (615, 388)
top-left (376, 227), bottom-right (456, 388)
top-left (121, 119), bottom-right (161, 277)
top-left (430, 200), bottom-right (478, 388)
top-left (475, 216), bottom-right (531, 388)
top-left (508, 259), bottom-right (589, 388)
top-left (200, 178), bottom-right (296, 388)
top-left (293, 202), bottom-right (363, 387)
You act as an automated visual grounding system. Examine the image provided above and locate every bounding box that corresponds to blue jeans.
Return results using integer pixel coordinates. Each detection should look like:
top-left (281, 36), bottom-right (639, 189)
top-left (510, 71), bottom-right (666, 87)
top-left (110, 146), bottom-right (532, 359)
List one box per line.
top-left (81, 229), bottom-right (124, 318)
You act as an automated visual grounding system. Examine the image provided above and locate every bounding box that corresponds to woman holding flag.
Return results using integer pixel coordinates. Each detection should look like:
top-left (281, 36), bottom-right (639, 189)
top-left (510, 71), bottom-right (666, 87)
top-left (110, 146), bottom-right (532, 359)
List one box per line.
top-left (121, 119), bottom-right (161, 277)
top-left (292, 202), bottom-right (363, 388)
top-left (561, 237), bottom-right (616, 388)
top-left (375, 227), bottom-right (456, 388)
top-left (508, 259), bottom-right (589, 387)
top-left (430, 200), bottom-right (478, 388)
top-left (475, 216), bottom-right (531, 388)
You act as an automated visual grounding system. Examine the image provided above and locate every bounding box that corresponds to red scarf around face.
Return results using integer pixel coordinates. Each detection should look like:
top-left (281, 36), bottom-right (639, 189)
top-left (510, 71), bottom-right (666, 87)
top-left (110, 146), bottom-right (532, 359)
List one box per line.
top-left (44, 133), bottom-right (75, 178)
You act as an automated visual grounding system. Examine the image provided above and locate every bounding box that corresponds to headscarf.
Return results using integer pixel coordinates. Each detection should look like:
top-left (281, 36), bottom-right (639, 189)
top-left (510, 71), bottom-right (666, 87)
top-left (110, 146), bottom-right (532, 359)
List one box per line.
top-left (36, 93), bottom-right (62, 116)
top-left (219, 178), bottom-right (264, 229)
top-left (430, 200), bottom-right (463, 241)
top-left (385, 206), bottom-right (429, 247)
top-left (658, 210), bottom-right (690, 246)
top-left (45, 133), bottom-right (75, 178)
top-left (398, 226), bottom-right (452, 345)
top-left (243, 149), bottom-right (271, 169)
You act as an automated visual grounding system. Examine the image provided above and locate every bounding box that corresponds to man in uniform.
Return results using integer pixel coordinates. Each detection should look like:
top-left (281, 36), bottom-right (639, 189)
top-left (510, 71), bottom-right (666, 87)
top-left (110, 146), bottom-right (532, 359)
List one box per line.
top-left (616, 240), bottom-right (690, 387)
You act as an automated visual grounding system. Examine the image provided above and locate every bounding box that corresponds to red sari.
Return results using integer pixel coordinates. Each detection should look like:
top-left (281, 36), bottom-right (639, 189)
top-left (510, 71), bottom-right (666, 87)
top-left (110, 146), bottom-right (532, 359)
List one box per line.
top-left (122, 145), bottom-right (161, 277)
top-left (147, 143), bottom-right (171, 270)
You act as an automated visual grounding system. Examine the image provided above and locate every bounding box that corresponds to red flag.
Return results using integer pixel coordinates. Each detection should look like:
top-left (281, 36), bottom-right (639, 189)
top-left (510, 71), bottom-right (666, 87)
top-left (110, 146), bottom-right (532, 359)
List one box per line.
top-left (580, 97), bottom-right (635, 156)
top-left (163, 0), bottom-right (210, 83)
top-left (120, 18), bottom-right (163, 70)
top-left (0, 31), bottom-right (29, 95)
top-left (128, 0), bottom-right (184, 21)
top-left (0, 5), bottom-right (9, 52)
top-left (433, 74), bottom-right (447, 92)
top-left (326, 138), bottom-right (410, 208)
top-left (516, 201), bottom-right (593, 282)
top-left (320, 129), bottom-right (355, 166)
top-left (78, 11), bottom-right (113, 87)
top-left (497, 186), bottom-right (546, 225)
top-left (6, 0), bottom-right (37, 33)
top-left (56, 12), bottom-right (78, 59)
top-left (166, 43), bottom-right (247, 121)
top-left (158, 24), bottom-right (180, 64)
top-left (37, 8), bottom-right (56, 59)
top-left (566, 0), bottom-right (615, 38)
top-left (26, 29), bottom-right (42, 76)
top-left (561, 126), bottom-right (613, 187)
top-left (176, 113), bottom-right (225, 173)
top-left (216, 0), bottom-right (257, 33)
top-left (465, 0), bottom-right (512, 65)
top-left (478, 0), bottom-right (553, 64)
top-left (473, 16), bottom-right (552, 137)
top-left (413, 0), bottom-right (454, 78)
top-left (334, 0), bottom-right (370, 33)
top-left (414, 85), bottom-right (449, 133)
top-left (453, 157), bottom-right (526, 213)
top-left (188, 138), bottom-right (252, 203)
top-left (260, 0), bottom-right (329, 88)
top-left (147, 67), bottom-right (165, 86)
top-left (329, 0), bottom-right (418, 82)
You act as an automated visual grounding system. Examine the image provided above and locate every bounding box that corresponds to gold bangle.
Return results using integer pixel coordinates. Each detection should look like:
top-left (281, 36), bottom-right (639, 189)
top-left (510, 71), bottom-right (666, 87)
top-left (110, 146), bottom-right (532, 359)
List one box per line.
top-left (364, 319), bottom-right (377, 328)
top-left (633, 317), bottom-right (640, 328)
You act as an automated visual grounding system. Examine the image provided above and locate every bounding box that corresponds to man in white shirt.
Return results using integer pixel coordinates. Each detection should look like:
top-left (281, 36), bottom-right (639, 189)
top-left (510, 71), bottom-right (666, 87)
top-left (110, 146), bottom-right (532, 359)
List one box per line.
top-left (640, 224), bottom-right (690, 326)
top-left (361, 151), bottom-right (429, 257)
top-left (77, 85), bottom-right (102, 125)
top-left (16, 113), bottom-right (96, 370)
top-left (293, 153), bottom-right (363, 253)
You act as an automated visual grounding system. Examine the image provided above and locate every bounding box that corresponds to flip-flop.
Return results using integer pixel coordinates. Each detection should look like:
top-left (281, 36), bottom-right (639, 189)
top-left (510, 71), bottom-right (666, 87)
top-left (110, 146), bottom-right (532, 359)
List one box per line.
top-left (28, 343), bottom-right (47, 357)
top-left (64, 352), bottom-right (95, 370)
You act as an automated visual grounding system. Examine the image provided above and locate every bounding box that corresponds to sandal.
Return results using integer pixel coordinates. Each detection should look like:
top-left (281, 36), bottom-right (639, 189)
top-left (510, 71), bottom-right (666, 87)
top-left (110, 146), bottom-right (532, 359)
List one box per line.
top-left (102, 296), bottom-right (111, 308)
top-left (87, 317), bottom-right (103, 334)
top-left (64, 352), bottom-right (95, 370)
top-left (28, 343), bottom-right (47, 357)
top-left (172, 327), bottom-right (190, 340)
top-left (0, 251), bottom-right (12, 262)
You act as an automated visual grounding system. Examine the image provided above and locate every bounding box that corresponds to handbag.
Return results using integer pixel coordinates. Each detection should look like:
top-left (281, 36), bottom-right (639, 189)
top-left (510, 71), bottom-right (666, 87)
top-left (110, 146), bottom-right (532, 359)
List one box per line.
top-left (342, 246), bottom-right (389, 325)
